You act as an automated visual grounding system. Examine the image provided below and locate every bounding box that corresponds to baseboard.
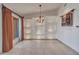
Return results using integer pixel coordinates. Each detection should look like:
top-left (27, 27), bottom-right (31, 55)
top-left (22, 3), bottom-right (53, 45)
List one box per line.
top-left (24, 38), bottom-right (57, 40)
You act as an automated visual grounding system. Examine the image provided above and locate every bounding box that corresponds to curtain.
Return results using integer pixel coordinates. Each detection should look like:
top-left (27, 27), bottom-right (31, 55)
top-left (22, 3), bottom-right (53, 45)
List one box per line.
top-left (21, 17), bottom-right (24, 40)
top-left (2, 6), bottom-right (13, 52)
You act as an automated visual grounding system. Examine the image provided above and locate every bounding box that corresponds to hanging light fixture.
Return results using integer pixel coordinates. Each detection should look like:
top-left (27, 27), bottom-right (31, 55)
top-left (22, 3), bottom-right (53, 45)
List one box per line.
top-left (36, 4), bottom-right (44, 23)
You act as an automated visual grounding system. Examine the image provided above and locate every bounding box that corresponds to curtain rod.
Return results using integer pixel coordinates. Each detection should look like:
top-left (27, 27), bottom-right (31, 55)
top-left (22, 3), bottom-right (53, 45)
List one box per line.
top-left (2, 4), bottom-right (23, 18)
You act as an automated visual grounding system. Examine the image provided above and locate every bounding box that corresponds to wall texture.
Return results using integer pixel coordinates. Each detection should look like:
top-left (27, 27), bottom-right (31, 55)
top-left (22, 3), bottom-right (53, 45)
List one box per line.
top-left (57, 3), bottom-right (79, 52)
top-left (0, 4), bottom-right (2, 53)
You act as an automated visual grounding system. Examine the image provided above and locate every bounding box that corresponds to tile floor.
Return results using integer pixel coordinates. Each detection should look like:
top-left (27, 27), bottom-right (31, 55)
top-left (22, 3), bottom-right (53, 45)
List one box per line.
top-left (3, 39), bottom-right (79, 55)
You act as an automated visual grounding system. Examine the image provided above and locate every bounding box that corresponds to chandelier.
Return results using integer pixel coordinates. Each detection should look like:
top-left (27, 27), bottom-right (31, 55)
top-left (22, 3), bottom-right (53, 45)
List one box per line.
top-left (36, 4), bottom-right (44, 23)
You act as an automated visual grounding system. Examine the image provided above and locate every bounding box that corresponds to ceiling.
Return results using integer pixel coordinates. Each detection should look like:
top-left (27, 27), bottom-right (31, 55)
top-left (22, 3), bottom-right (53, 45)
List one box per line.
top-left (4, 3), bottom-right (64, 18)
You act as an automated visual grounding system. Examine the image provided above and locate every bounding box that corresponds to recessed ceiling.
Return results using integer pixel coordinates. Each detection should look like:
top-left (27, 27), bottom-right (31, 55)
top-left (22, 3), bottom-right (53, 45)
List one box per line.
top-left (4, 3), bottom-right (64, 18)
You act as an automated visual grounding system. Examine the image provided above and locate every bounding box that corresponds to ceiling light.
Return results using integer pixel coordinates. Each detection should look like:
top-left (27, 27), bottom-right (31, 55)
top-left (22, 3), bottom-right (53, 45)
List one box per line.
top-left (36, 4), bottom-right (45, 23)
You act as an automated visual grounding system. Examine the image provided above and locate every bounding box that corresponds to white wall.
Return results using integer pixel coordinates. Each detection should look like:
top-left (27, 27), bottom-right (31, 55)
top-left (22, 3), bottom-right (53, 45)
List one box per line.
top-left (24, 16), bottom-right (57, 39)
top-left (0, 4), bottom-right (2, 53)
top-left (57, 3), bottom-right (79, 52)
top-left (12, 13), bottom-right (22, 46)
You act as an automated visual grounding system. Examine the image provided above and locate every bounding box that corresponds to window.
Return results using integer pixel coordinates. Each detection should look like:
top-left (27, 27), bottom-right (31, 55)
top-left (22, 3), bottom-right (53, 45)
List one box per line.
top-left (13, 17), bottom-right (19, 38)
